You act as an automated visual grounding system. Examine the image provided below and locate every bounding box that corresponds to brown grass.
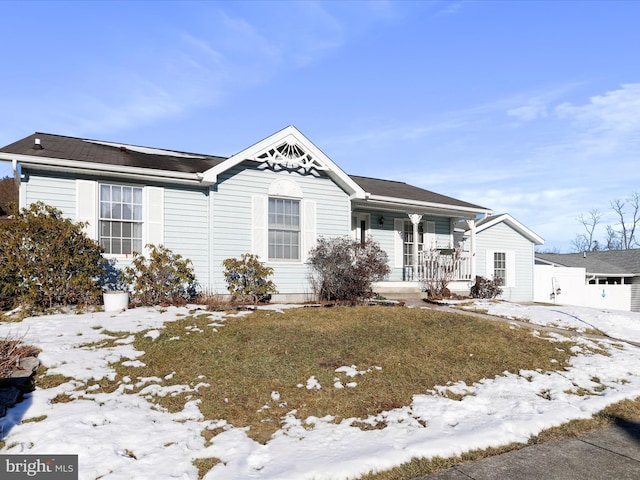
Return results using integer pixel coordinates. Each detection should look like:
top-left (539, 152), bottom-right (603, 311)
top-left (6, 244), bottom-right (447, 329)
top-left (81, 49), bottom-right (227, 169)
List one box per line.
top-left (0, 334), bottom-right (40, 377)
top-left (111, 306), bottom-right (575, 445)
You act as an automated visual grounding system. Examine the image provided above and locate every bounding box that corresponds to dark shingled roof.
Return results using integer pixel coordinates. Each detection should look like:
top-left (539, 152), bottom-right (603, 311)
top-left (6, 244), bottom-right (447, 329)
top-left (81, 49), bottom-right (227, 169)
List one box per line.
top-left (349, 175), bottom-right (488, 210)
top-left (536, 250), bottom-right (640, 275)
top-left (1, 133), bottom-right (227, 173)
top-left (2, 133), bottom-right (487, 210)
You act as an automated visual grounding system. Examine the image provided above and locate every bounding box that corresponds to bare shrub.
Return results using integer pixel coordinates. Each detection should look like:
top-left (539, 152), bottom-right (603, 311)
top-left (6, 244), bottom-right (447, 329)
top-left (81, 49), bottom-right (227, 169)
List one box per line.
top-left (420, 247), bottom-right (462, 298)
top-left (470, 276), bottom-right (503, 299)
top-left (307, 237), bottom-right (390, 303)
top-left (0, 334), bottom-right (40, 377)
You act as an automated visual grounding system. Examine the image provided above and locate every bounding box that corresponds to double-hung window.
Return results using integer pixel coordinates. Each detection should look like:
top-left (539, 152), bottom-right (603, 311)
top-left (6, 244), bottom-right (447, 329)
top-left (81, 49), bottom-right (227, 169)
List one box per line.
top-left (99, 184), bottom-right (143, 255)
top-left (493, 252), bottom-right (506, 285)
top-left (268, 197), bottom-right (300, 261)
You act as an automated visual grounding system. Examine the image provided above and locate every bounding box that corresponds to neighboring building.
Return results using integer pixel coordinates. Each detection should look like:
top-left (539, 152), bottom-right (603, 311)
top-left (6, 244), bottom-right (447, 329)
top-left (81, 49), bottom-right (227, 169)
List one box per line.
top-left (0, 126), bottom-right (541, 302)
top-left (535, 250), bottom-right (640, 311)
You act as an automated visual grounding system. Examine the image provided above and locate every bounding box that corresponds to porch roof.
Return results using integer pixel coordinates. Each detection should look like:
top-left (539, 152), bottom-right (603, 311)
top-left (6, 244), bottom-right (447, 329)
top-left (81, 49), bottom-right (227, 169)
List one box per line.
top-left (350, 175), bottom-right (491, 217)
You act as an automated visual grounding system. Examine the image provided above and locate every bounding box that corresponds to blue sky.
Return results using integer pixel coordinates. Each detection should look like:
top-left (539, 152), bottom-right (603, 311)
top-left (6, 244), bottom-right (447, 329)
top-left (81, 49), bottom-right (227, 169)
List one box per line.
top-left (1, 0), bottom-right (639, 252)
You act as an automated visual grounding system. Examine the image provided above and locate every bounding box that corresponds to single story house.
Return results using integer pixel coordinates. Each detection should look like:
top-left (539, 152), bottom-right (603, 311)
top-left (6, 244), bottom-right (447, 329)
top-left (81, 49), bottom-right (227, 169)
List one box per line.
top-left (0, 126), bottom-right (542, 302)
top-left (535, 250), bottom-right (640, 312)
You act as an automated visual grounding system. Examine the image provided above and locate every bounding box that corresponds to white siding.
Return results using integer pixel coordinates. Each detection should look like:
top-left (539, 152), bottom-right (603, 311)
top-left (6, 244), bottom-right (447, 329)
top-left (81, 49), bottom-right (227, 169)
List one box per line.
top-left (476, 222), bottom-right (535, 302)
top-left (211, 163), bottom-right (351, 296)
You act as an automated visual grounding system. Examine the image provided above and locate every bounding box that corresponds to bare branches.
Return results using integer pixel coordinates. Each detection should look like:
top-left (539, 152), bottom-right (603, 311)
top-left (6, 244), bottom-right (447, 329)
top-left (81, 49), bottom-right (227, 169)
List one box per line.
top-left (571, 209), bottom-right (602, 252)
top-left (572, 192), bottom-right (640, 252)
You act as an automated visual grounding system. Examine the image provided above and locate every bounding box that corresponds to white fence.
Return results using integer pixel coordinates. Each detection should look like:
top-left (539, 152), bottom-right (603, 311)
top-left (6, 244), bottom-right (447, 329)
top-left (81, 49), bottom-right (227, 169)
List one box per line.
top-left (534, 265), bottom-right (632, 311)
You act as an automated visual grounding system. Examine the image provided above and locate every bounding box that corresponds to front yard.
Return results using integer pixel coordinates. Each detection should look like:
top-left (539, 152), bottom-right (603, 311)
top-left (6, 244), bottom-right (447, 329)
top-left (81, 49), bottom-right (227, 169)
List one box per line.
top-left (1, 303), bottom-right (639, 479)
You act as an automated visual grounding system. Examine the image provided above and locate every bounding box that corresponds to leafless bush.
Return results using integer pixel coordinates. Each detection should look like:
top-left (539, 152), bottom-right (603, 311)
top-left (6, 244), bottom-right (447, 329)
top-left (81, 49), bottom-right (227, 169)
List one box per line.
top-left (0, 333), bottom-right (40, 377)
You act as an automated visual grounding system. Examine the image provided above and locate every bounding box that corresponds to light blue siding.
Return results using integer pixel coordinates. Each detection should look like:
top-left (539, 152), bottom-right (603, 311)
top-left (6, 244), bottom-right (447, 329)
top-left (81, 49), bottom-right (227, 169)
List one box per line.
top-left (23, 171), bottom-right (213, 290)
top-left (211, 162), bottom-right (351, 295)
top-left (163, 186), bottom-right (210, 291)
top-left (23, 174), bottom-right (76, 217)
top-left (476, 222), bottom-right (535, 302)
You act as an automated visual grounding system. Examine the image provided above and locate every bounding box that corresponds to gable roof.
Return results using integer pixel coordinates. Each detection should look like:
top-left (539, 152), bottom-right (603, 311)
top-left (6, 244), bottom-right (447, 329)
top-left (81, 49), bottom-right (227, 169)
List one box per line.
top-left (201, 125), bottom-right (366, 198)
top-left (471, 213), bottom-right (544, 245)
top-left (0, 127), bottom-right (489, 214)
top-left (536, 249), bottom-right (640, 276)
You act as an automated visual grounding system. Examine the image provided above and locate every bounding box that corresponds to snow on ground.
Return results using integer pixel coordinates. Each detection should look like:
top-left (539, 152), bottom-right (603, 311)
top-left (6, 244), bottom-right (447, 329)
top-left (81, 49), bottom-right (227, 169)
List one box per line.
top-left (466, 301), bottom-right (640, 344)
top-left (1, 302), bottom-right (639, 480)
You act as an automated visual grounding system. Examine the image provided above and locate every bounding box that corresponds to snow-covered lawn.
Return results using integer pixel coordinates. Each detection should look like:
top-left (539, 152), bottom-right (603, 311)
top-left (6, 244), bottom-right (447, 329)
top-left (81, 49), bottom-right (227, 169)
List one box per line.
top-left (1, 302), bottom-right (639, 480)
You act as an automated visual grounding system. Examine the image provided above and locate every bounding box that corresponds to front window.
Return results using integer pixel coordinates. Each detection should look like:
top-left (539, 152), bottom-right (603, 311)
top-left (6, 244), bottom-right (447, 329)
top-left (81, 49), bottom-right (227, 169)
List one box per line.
top-left (493, 252), bottom-right (506, 284)
top-left (268, 197), bottom-right (300, 261)
top-left (99, 184), bottom-right (143, 255)
top-left (403, 220), bottom-right (424, 266)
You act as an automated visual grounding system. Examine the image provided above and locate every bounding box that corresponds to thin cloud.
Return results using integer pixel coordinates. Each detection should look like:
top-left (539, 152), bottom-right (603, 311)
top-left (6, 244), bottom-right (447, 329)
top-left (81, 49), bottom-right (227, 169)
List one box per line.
top-left (555, 83), bottom-right (640, 134)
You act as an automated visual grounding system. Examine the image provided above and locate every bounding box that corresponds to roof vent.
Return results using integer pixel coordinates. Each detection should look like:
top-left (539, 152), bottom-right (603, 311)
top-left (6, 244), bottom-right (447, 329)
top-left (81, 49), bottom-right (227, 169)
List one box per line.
top-left (119, 146), bottom-right (128, 153)
top-left (33, 138), bottom-right (43, 150)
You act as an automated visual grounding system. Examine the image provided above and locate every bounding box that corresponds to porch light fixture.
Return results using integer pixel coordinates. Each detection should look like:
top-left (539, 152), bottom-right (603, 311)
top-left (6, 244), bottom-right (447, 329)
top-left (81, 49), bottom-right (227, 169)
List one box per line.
top-left (378, 216), bottom-right (384, 226)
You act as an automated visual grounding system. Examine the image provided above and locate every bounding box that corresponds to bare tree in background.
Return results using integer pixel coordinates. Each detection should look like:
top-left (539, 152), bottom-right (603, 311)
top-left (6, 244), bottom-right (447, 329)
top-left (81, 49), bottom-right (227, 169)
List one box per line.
top-left (571, 192), bottom-right (640, 252)
top-left (609, 192), bottom-right (640, 250)
top-left (571, 208), bottom-right (602, 252)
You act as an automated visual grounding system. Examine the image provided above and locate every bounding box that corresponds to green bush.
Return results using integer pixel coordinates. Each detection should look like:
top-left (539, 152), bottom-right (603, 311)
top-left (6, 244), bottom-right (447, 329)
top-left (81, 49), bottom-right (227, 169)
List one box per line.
top-left (0, 201), bottom-right (104, 311)
top-left (307, 236), bottom-right (391, 303)
top-left (121, 244), bottom-right (197, 306)
top-left (223, 253), bottom-right (277, 304)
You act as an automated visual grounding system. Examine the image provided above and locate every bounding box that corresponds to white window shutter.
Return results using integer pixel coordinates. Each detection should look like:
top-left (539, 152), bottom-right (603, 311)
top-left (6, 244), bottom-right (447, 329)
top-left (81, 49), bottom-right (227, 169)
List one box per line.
top-left (425, 220), bottom-right (436, 248)
top-left (302, 199), bottom-right (316, 262)
top-left (394, 218), bottom-right (404, 268)
top-left (507, 251), bottom-right (516, 287)
top-left (252, 196), bottom-right (268, 259)
top-left (485, 250), bottom-right (495, 280)
top-left (144, 186), bottom-right (164, 248)
top-left (76, 180), bottom-right (97, 239)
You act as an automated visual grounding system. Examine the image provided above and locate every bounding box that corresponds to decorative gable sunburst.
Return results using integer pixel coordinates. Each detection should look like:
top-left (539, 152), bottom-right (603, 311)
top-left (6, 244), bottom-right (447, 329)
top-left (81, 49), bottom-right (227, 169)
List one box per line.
top-left (256, 141), bottom-right (328, 173)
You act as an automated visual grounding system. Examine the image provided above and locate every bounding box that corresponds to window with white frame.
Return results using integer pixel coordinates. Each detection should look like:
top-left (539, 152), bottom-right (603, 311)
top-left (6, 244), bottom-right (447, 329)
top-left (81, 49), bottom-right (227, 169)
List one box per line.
top-left (99, 184), bottom-right (143, 255)
top-left (493, 251), bottom-right (506, 285)
top-left (268, 197), bottom-right (300, 261)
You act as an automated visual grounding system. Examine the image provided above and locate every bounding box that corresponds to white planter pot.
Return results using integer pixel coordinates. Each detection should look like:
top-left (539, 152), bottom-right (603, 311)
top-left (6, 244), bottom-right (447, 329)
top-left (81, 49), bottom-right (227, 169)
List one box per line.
top-left (103, 291), bottom-right (129, 312)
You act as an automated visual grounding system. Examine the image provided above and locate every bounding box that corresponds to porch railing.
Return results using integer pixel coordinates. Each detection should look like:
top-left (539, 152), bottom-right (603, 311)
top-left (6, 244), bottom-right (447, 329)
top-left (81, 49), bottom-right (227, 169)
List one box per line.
top-left (403, 250), bottom-right (472, 282)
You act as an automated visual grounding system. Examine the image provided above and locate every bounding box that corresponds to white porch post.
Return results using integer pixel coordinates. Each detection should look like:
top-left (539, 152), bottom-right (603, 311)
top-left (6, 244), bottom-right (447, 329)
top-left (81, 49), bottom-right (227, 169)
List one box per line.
top-left (409, 213), bottom-right (423, 280)
top-left (468, 218), bottom-right (477, 282)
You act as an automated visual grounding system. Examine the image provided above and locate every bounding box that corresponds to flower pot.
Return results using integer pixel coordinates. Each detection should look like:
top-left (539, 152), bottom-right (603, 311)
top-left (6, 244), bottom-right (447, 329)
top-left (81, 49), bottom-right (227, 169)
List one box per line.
top-left (103, 291), bottom-right (129, 312)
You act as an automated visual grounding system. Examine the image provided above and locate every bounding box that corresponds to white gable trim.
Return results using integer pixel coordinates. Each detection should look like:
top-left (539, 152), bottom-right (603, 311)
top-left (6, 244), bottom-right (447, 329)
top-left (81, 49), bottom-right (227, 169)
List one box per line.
top-left (202, 126), bottom-right (366, 199)
top-left (474, 213), bottom-right (544, 245)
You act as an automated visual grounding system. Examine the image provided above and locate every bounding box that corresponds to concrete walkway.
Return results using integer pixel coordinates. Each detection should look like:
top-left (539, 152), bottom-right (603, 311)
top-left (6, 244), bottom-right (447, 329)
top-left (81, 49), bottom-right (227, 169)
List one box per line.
top-left (415, 420), bottom-right (640, 479)
top-left (383, 293), bottom-right (640, 479)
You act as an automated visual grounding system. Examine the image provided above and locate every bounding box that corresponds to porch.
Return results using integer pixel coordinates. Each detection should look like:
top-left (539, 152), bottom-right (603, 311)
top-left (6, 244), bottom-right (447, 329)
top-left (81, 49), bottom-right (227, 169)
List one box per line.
top-left (374, 250), bottom-right (473, 296)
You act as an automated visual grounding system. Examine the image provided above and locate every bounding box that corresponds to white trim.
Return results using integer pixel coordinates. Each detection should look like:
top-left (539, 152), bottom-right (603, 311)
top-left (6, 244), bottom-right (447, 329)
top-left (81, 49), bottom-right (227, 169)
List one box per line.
top-left (302, 199), bottom-right (317, 263)
top-left (144, 186), bottom-right (164, 250)
top-left (394, 218), bottom-right (404, 268)
top-left (0, 152), bottom-right (204, 186)
top-left (201, 126), bottom-right (366, 198)
top-left (76, 179), bottom-right (97, 239)
top-left (475, 213), bottom-right (544, 245)
top-left (252, 195), bottom-right (268, 259)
